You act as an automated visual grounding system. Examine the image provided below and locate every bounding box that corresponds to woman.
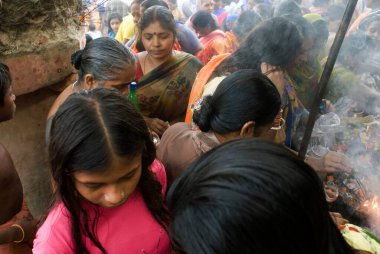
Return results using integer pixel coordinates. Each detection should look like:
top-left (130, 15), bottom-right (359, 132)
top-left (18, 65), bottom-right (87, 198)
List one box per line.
top-left (167, 138), bottom-right (356, 254)
top-left (47, 37), bottom-right (136, 119)
top-left (136, 6), bottom-right (203, 136)
top-left (191, 11), bottom-right (236, 64)
top-left (157, 70), bottom-right (281, 182)
top-left (184, 17), bottom-right (351, 173)
top-left (34, 89), bottom-right (170, 254)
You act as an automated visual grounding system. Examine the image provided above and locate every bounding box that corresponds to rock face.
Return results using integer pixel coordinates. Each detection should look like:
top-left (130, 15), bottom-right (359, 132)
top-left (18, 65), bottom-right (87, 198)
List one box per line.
top-left (0, 0), bottom-right (81, 95)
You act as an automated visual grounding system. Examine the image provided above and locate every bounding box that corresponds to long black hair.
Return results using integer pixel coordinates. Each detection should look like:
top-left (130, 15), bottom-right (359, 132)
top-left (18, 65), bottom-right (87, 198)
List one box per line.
top-left (214, 17), bottom-right (303, 78)
top-left (167, 138), bottom-right (355, 254)
top-left (193, 70), bottom-right (281, 135)
top-left (48, 88), bottom-right (169, 254)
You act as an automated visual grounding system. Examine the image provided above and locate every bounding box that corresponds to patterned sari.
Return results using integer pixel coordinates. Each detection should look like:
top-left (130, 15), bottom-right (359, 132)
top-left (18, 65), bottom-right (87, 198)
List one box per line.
top-left (136, 52), bottom-right (203, 122)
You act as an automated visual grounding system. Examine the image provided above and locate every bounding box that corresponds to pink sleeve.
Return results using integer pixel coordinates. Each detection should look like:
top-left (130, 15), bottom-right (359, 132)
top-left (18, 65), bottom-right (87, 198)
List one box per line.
top-left (150, 159), bottom-right (167, 196)
top-left (33, 204), bottom-right (74, 254)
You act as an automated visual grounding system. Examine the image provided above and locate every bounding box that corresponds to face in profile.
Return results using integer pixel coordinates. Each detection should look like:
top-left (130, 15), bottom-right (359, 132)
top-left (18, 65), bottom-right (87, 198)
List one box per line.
top-left (0, 86), bottom-right (16, 122)
top-left (73, 154), bottom-right (142, 208)
top-left (141, 21), bottom-right (175, 60)
top-left (366, 20), bottom-right (380, 46)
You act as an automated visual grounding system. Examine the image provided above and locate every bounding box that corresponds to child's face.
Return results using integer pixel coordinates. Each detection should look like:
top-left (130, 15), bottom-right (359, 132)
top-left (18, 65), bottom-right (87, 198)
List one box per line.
top-left (73, 154), bottom-right (142, 208)
top-left (110, 18), bottom-right (121, 34)
top-left (0, 86), bottom-right (16, 122)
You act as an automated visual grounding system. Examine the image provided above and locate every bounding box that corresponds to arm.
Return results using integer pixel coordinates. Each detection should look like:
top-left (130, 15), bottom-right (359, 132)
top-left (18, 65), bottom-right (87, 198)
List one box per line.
top-left (0, 226), bottom-right (23, 244)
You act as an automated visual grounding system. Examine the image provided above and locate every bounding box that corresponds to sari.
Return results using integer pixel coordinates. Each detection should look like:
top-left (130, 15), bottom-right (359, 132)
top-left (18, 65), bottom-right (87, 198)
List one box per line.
top-left (196, 30), bottom-right (234, 64)
top-left (136, 52), bottom-right (203, 122)
top-left (288, 59), bottom-right (322, 110)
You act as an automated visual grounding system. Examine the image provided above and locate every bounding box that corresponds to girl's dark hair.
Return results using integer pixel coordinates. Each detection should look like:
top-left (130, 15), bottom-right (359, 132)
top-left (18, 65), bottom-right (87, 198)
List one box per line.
top-left (139, 6), bottom-right (176, 36)
top-left (273, 0), bottom-right (302, 17)
top-left (48, 88), bottom-right (169, 254)
top-left (193, 70), bottom-right (281, 134)
top-left (232, 10), bottom-right (262, 41)
top-left (107, 12), bottom-right (123, 33)
top-left (191, 11), bottom-right (218, 31)
top-left (282, 14), bottom-right (315, 41)
top-left (338, 31), bottom-right (370, 65)
top-left (140, 0), bottom-right (169, 11)
top-left (70, 37), bottom-right (135, 83)
top-left (0, 63), bottom-right (11, 106)
top-left (215, 17), bottom-right (303, 76)
top-left (167, 138), bottom-right (355, 254)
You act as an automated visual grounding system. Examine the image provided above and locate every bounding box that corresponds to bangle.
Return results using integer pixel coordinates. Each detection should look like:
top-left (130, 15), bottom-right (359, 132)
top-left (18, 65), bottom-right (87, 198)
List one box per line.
top-left (11, 224), bottom-right (24, 243)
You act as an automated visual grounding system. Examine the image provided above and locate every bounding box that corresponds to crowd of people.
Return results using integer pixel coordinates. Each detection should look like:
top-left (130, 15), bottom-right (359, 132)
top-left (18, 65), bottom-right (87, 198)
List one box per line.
top-left (1, 0), bottom-right (380, 253)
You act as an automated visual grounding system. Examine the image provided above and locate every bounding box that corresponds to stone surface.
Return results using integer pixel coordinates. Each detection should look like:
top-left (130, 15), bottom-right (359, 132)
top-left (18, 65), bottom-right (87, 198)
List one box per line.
top-left (0, 0), bottom-right (81, 95)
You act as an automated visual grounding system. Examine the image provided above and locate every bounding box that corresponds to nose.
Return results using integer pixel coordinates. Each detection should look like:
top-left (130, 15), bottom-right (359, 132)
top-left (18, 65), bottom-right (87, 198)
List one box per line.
top-left (103, 185), bottom-right (125, 206)
top-left (153, 36), bottom-right (160, 47)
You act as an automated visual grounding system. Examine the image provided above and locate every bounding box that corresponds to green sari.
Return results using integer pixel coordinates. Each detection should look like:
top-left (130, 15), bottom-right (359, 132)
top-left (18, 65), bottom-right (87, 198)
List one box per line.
top-left (137, 52), bottom-right (203, 122)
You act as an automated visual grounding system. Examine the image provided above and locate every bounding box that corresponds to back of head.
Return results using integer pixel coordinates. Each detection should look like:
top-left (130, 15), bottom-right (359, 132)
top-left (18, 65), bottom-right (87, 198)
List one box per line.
top-left (0, 63), bottom-right (11, 107)
top-left (273, 0), bottom-right (302, 17)
top-left (217, 17), bottom-right (302, 73)
top-left (253, 3), bottom-right (272, 20)
top-left (327, 4), bottom-right (345, 22)
top-left (89, 23), bottom-right (96, 31)
top-left (191, 10), bottom-right (217, 30)
top-left (232, 10), bottom-right (262, 41)
top-left (193, 70), bottom-right (281, 135)
top-left (139, 6), bottom-right (176, 35)
top-left (70, 37), bottom-right (135, 83)
top-left (141, 0), bottom-right (169, 11)
top-left (167, 138), bottom-right (355, 254)
top-left (49, 88), bottom-right (155, 179)
top-left (282, 14), bottom-right (315, 41)
top-left (338, 31), bottom-right (369, 65)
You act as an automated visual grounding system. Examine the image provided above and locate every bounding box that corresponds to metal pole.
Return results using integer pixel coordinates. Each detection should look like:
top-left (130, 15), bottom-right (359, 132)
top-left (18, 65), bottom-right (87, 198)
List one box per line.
top-left (298, 0), bottom-right (358, 160)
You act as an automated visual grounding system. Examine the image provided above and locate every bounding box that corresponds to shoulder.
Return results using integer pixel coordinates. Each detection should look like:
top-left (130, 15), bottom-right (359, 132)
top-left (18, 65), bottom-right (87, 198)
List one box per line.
top-left (33, 203), bottom-right (74, 254)
top-left (47, 84), bottom-right (75, 119)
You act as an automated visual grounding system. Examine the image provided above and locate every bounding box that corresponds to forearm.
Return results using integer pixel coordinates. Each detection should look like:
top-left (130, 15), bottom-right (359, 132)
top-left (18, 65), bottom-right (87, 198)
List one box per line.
top-left (0, 226), bottom-right (23, 244)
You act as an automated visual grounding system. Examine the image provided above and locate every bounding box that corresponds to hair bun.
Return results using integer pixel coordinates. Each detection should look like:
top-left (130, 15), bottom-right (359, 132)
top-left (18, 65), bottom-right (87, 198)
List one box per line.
top-left (193, 95), bottom-right (213, 132)
top-left (71, 50), bottom-right (83, 70)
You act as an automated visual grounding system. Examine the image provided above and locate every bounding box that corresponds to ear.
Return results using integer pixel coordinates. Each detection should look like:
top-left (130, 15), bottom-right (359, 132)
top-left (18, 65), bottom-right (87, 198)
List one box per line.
top-left (240, 121), bottom-right (255, 138)
top-left (83, 74), bottom-right (95, 89)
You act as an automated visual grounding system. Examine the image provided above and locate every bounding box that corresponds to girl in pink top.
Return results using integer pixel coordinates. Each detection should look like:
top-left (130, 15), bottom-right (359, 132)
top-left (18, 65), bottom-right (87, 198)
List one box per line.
top-left (33, 88), bottom-right (170, 254)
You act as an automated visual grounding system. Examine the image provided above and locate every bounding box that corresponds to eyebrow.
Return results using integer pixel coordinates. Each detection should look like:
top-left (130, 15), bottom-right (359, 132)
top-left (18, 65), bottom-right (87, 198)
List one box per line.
top-left (79, 167), bottom-right (139, 185)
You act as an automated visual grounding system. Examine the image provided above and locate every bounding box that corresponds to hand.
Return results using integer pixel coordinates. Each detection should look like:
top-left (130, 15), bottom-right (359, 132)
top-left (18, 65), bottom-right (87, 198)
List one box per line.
top-left (323, 151), bottom-right (353, 173)
top-left (15, 215), bottom-right (38, 247)
top-left (329, 212), bottom-right (348, 227)
top-left (144, 117), bottom-right (169, 137)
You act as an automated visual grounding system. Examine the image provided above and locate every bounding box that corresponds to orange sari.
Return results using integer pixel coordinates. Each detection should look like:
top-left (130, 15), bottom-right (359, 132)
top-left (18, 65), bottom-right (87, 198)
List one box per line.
top-left (196, 30), bottom-right (235, 65)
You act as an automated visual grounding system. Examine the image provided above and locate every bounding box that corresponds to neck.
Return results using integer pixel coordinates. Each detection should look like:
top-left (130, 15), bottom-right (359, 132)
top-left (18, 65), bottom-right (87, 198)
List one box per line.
top-left (147, 51), bottom-right (173, 67)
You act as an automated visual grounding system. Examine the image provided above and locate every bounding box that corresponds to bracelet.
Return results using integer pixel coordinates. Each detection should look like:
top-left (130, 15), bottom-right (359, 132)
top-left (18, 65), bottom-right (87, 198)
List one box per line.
top-left (11, 224), bottom-right (24, 243)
